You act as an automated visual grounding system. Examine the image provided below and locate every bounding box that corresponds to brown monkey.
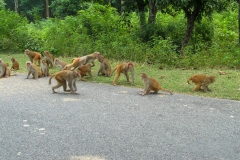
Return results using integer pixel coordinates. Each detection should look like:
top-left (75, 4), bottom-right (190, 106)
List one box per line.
top-left (5, 67), bottom-right (16, 77)
top-left (43, 51), bottom-right (55, 67)
top-left (111, 62), bottom-right (134, 86)
top-left (97, 55), bottom-right (111, 76)
top-left (11, 58), bottom-right (19, 70)
top-left (187, 74), bottom-right (216, 92)
top-left (63, 57), bottom-right (84, 70)
top-left (82, 52), bottom-right (101, 67)
top-left (41, 59), bottom-right (50, 77)
top-left (0, 59), bottom-right (8, 78)
top-left (140, 73), bottom-right (172, 95)
top-left (25, 49), bottom-right (42, 66)
top-left (49, 70), bottom-right (80, 94)
top-left (77, 63), bottom-right (92, 81)
top-left (26, 61), bottom-right (42, 79)
top-left (54, 58), bottom-right (68, 70)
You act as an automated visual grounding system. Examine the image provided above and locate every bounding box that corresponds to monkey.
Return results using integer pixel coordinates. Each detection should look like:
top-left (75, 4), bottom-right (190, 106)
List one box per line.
top-left (5, 67), bottom-right (17, 77)
top-left (97, 55), bottom-right (111, 76)
top-left (140, 73), bottom-right (172, 95)
top-left (82, 52), bottom-right (101, 67)
top-left (77, 63), bottom-right (92, 81)
top-left (49, 70), bottom-right (80, 94)
top-left (24, 49), bottom-right (42, 66)
top-left (187, 74), bottom-right (216, 92)
top-left (111, 62), bottom-right (134, 86)
top-left (0, 59), bottom-right (7, 78)
top-left (43, 51), bottom-right (55, 67)
top-left (63, 57), bottom-right (84, 70)
top-left (54, 58), bottom-right (68, 70)
top-left (11, 58), bottom-right (19, 70)
top-left (41, 59), bottom-right (50, 77)
top-left (25, 61), bottom-right (43, 79)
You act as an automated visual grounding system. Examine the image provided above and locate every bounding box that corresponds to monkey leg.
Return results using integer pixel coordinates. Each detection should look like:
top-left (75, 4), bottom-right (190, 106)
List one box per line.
top-left (68, 82), bottom-right (77, 94)
top-left (193, 84), bottom-right (201, 91)
top-left (52, 83), bottom-right (62, 93)
top-left (113, 72), bottom-right (120, 85)
top-left (63, 82), bottom-right (70, 92)
top-left (124, 73), bottom-right (130, 83)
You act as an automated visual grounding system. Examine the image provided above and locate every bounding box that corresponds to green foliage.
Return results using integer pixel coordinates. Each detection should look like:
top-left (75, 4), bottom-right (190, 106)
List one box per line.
top-left (50, 0), bottom-right (82, 18)
top-left (0, 0), bottom-right (6, 9)
top-left (0, 10), bottom-right (28, 51)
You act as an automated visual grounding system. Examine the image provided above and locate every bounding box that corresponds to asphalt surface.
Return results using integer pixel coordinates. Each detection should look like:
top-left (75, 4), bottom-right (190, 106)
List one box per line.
top-left (1, 74), bottom-right (240, 160)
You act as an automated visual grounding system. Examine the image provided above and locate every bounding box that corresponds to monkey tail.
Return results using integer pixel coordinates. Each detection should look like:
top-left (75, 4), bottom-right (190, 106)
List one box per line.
top-left (49, 74), bottom-right (55, 85)
top-left (187, 78), bottom-right (192, 85)
top-left (161, 88), bottom-right (173, 95)
top-left (110, 67), bottom-right (117, 76)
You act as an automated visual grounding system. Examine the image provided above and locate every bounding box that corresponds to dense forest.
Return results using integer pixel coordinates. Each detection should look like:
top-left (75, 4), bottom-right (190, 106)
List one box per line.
top-left (0, 0), bottom-right (240, 68)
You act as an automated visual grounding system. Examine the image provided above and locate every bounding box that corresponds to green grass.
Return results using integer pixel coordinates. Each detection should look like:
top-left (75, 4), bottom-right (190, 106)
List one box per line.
top-left (1, 53), bottom-right (240, 101)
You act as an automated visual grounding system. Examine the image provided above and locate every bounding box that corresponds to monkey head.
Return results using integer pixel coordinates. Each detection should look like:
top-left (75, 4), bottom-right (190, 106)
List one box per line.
top-left (24, 49), bottom-right (30, 55)
top-left (11, 58), bottom-right (15, 62)
top-left (26, 61), bottom-right (32, 68)
top-left (42, 59), bottom-right (47, 64)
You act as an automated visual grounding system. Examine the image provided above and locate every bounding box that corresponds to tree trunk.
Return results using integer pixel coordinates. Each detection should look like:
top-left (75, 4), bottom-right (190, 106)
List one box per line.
top-left (136, 0), bottom-right (148, 27)
top-left (14, 0), bottom-right (18, 13)
top-left (46, 0), bottom-right (49, 18)
top-left (148, 0), bottom-right (158, 24)
top-left (181, 3), bottom-right (203, 56)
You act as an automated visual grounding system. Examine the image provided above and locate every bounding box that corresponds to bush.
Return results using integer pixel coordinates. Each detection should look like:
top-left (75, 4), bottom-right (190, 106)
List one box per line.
top-left (0, 10), bottom-right (28, 51)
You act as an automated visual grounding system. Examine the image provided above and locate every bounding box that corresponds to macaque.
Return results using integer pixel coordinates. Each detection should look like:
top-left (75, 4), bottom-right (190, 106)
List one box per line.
top-left (140, 73), bottom-right (172, 95)
top-left (11, 58), bottom-right (19, 70)
top-left (24, 49), bottom-right (42, 66)
top-left (111, 62), bottom-right (134, 86)
top-left (82, 52), bottom-right (101, 67)
top-left (49, 70), bottom-right (80, 94)
top-left (63, 57), bottom-right (84, 70)
top-left (41, 59), bottom-right (49, 77)
top-left (187, 74), bottom-right (216, 92)
top-left (43, 51), bottom-right (55, 67)
top-left (77, 63), bottom-right (92, 81)
top-left (0, 59), bottom-right (7, 78)
top-left (97, 55), bottom-right (111, 76)
top-left (25, 61), bottom-right (42, 79)
top-left (54, 58), bottom-right (68, 70)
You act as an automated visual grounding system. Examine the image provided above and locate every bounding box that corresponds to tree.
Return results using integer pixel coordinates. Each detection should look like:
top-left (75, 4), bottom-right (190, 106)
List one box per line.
top-left (0, 0), bottom-right (6, 10)
top-left (160, 0), bottom-right (228, 55)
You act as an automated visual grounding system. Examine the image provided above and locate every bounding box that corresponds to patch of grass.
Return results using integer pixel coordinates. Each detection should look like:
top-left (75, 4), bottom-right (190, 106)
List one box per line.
top-left (1, 53), bottom-right (240, 101)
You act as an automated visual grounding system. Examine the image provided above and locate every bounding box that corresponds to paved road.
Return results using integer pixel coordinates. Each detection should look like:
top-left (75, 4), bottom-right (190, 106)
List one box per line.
top-left (1, 74), bottom-right (240, 160)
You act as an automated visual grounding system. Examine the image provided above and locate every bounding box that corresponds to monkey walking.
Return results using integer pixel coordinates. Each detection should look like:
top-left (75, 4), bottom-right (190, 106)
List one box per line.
top-left (111, 62), bottom-right (134, 86)
top-left (187, 74), bottom-right (216, 92)
top-left (140, 73), bottom-right (172, 95)
top-left (54, 58), bottom-right (68, 70)
top-left (49, 70), bottom-right (80, 94)
top-left (24, 49), bottom-right (42, 66)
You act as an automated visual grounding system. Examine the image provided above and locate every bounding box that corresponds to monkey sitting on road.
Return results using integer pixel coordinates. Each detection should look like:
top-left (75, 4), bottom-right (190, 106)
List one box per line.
top-left (25, 61), bottom-right (42, 79)
top-left (140, 73), bottom-right (172, 95)
top-left (49, 70), bottom-right (80, 94)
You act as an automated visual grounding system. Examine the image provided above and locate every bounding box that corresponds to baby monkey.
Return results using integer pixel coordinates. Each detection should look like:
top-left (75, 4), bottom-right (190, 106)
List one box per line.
top-left (140, 73), bottom-right (172, 95)
top-left (187, 74), bottom-right (216, 92)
